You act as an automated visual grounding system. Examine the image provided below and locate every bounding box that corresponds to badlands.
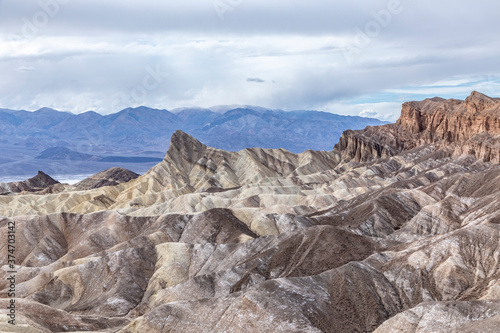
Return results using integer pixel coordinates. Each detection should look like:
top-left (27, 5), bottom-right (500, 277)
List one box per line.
top-left (1, 91), bottom-right (500, 332)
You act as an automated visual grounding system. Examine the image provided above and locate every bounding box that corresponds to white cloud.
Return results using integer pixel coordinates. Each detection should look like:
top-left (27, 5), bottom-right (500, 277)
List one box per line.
top-left (359, 109), bottom-right (379, 118)
top-left (0, 1), bottom-right (499, 119)
top-left (16, 66), bottom-right (35, 72)
top-left (319, 102), bottom-right (401, 122)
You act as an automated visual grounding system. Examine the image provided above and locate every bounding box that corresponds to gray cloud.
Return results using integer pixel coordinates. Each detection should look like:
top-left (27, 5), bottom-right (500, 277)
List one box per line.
top-left (1, 0), bottom-right (498, 38)
top-left (247, 78), bottom-right (265, 83)
top-left (0, 1), bottom-right (499, 119)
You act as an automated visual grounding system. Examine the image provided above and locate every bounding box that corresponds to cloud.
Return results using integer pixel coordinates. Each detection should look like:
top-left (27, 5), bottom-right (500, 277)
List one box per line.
top-left (319, 101), bottom-right (401, 122)
top-left (16, 66), bottom-right (35, 72)
top-left (246, 77), bottom-right (265, 83)
top-left (0, 1), bottom-right (499, 119)
top-left (359, 109), bottom-right (380, 118)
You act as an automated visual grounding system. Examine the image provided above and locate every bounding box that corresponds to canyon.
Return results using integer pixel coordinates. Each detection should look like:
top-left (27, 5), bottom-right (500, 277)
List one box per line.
top-left (0, 91), bottom-right (499, 332)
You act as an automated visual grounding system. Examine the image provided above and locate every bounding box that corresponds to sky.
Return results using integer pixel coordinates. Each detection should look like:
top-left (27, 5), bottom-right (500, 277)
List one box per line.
top-left (1, 0), bottom-right (500, 121)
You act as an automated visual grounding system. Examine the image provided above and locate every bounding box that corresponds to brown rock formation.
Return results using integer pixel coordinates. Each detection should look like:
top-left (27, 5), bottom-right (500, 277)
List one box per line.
top-left (74, 167), bottom-right (140, 190)
top-left (0, 171), bottom-right (60, 195)
top-left (334, 91), bottom-right (500, 163)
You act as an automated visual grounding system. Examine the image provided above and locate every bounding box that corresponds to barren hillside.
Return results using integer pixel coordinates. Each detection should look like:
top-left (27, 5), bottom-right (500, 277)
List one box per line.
top-left (1, 92), bottom-right (499, 332)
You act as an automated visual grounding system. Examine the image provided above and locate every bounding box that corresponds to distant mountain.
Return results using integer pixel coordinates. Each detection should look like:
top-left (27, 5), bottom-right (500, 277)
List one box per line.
top-left (35, 147), bottom-right (102, 161)
top-left (0, 105), bottom-right (387, 176)
top-left (193, 108), bottom-right (383, 152)
top-left (36, 147), bottom-right (163, 163)
top-left (98, 156), bottom-right (163, 163)
top-left (0, 106), bottom-right (387, 154)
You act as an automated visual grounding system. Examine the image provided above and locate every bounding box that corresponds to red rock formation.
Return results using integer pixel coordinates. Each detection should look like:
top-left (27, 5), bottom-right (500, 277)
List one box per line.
top-left (335, 91), bottom-right (500, 163)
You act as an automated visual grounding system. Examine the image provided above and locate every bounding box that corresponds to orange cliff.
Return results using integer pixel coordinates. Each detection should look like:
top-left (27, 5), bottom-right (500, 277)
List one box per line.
top-left (334, 91), bottom-right (500, 163)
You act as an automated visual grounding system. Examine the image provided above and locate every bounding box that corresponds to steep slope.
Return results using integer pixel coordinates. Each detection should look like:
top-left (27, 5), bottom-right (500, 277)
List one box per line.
top-left (0, 171), bottom-right (60, 195)
top-left (335, 91), bottom-right (500, 162)
top-left (74, 167), bottom-right (140, 190)
top-left (374, 300), bottom-right (500, 332)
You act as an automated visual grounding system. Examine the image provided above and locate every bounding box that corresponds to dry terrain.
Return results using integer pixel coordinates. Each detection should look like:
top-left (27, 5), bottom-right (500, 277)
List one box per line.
top-left (1, 91), bottom-right (499, 332)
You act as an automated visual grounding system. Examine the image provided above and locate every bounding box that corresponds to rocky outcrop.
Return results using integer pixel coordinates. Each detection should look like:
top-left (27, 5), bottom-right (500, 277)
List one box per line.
top-left (334, 91), bottom-right (500, 163)
top-left (0, 298), bottom-right (130, 332)
top-left (397, 91), bottom-right (500, 141)
top-left (333, 124), bottom-right (407, 162)
top-left (374, 300), bottom-right (500, 333)
top-left (0, 171), bottom-right (59, 195)
top-left (74, 167), bottom-right (140, 190)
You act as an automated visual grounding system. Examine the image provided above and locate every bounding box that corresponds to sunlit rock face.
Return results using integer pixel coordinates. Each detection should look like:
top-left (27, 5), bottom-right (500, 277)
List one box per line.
top-left (1, 92), bottom-right (500, 332)
top-left (335, 91), bottom-right (500, 163)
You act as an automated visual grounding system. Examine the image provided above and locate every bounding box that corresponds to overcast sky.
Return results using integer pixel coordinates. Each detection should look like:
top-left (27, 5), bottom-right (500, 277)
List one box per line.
top-left (1, 0), bottom-right (499, 121)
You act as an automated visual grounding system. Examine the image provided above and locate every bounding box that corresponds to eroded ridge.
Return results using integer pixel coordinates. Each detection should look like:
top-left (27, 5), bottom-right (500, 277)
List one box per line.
top-left (1, 92), bottom-right (500, 332)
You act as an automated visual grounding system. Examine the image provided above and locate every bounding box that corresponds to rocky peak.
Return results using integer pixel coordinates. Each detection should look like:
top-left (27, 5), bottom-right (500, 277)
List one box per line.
top-left (464, 90), bottom-right (500, 113)
top-left (166, 130), bottom-right (208, 164)
top-left (25, 171), bottom-right (59, 188)
top-left (74, 167), bottom-right (140, 190)
top-left (335, 91), bottom-right (500, 163)
top-left (396, 91), bottom-right (500, 138)
top-left (0, 171), bottom-right (59, 195)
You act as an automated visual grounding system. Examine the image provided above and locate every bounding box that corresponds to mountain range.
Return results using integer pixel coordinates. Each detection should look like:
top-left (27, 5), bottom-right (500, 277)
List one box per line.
top-left (0, 105), bottom-right (386, 152)
top-left (0, 105), bottom-right (385, 177)
top-left (34, 147), bottom-right (163, 163)
top-left (0, 92), bottom-right (499, 332)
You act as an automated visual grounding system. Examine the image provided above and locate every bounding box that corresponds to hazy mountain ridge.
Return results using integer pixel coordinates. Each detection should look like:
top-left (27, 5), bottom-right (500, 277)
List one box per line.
top-left (34, 147), bottom-right (163, 164)
top-left (0, 105), bottom-right (385, 176)
top-left (0, 105), bottom-right (386, 153)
